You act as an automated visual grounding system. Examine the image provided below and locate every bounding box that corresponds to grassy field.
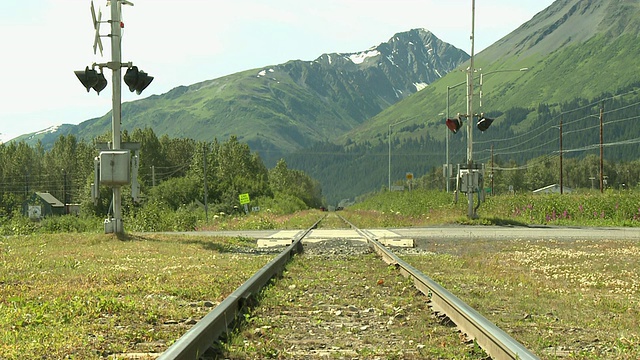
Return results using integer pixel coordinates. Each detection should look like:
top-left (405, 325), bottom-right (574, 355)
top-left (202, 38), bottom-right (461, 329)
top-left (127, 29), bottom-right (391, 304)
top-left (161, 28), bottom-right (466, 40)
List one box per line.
top-left (0, 233), bottom-right (269, 359)
top-left (2, 190), bottom-right (640, 358)
top-left (401, 238), bottom-right (640, 359)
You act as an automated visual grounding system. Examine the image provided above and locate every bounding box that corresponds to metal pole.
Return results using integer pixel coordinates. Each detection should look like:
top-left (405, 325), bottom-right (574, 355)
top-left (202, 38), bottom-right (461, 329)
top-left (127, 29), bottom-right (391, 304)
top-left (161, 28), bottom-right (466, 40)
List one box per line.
top-left (466, 0), bottom-right (476, 219)
top-left (560, 116), bottom-right (564, 194)
top-left (600, 103), bottom-right (604, 193)
top-left (204, 144), bottom-right (208, 222)
top-left (110, 0), bottom-right (123, 234)
top-left (388, 125), bottom-right (391, 191)
top-left (446, 87), bottom-right (450, 193)
top-left (490, 145), bottom-right (494, 196)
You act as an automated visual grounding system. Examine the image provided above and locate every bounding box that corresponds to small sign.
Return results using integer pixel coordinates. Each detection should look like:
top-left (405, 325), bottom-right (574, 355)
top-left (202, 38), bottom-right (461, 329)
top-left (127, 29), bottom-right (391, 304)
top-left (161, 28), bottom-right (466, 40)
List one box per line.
top-left (239, 193), bottom-right (250, 205)
top-left (406, 172), bottom-right (413, 180)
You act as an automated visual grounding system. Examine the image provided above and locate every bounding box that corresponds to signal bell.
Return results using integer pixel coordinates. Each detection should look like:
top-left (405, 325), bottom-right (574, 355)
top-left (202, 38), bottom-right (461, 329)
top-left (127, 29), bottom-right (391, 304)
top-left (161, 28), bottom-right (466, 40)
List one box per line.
top-left (446, 116), bottom-right (462, 134)
top-left (477, 114), bottom-right (494, 132)
top-left (124, 66), bottom-right (154, 95)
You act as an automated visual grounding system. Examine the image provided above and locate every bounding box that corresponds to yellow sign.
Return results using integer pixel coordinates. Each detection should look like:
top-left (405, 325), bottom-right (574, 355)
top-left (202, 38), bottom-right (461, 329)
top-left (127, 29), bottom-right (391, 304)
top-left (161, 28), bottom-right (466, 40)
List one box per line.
top-left (406, 172), bottom-right (413, 180)
top-left (239, 193), bottom-right (250, 205)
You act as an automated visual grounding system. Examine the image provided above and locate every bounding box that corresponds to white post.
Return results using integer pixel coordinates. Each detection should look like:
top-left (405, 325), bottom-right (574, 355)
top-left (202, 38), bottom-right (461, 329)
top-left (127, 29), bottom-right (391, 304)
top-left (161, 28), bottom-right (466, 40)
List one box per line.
top-left (388, 125), bottom-right (391, 191)
top-left (446, 87), bottom-right (450, 193)
top-left (110, 0), bottom-right (124, 234)
top-left (466, 0), bottom-right (477, 219)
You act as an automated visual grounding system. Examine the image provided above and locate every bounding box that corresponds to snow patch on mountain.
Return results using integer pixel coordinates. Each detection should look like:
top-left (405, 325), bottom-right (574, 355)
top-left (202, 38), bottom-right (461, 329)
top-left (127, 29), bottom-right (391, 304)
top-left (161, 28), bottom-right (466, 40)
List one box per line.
top-left (413, 82), bottom-right (428, 91)
top-left (257, 69), bottom-right (275, 77)
top-left (349, 50), bottom-right (381, 64)
top-left (35, 124), bottom-right (61, 136)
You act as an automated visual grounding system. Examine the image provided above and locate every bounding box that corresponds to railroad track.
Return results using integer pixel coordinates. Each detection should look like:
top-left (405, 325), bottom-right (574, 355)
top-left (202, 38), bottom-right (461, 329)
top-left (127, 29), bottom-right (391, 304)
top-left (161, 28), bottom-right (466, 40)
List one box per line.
top-left (158, 213), bottom-right (539, 360)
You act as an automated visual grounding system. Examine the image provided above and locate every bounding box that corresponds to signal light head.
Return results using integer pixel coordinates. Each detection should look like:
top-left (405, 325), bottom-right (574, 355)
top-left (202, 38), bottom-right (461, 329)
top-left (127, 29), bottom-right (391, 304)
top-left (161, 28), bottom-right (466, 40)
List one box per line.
top-left (446, 117), bottom-right (462, 134)
top-left (75, 66), bottom-right (99, 92)
top-left (92, 71), bottom-right (108, 94)
top-left (124, 66), bottom-right (154, 95)
top-left (477, 114), bottom-right (494, 132)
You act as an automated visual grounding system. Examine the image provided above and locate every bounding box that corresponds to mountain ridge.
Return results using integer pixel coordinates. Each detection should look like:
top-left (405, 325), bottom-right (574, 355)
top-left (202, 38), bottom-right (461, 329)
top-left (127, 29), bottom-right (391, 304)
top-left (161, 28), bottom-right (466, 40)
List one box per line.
top-left (12, 28), bottom-right (469, 164)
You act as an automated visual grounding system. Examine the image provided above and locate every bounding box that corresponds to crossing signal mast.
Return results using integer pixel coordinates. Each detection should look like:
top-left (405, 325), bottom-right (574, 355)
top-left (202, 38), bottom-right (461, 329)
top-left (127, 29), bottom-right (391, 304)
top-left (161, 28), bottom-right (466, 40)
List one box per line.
top-left (443, 0), bottom-right (485, 219)
top-left (75, 0), bottom-right (153, 235)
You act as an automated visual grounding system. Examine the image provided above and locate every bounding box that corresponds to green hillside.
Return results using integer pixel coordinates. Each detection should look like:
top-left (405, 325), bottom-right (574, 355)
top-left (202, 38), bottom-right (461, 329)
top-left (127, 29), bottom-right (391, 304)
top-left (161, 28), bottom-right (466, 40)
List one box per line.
top-left (17, 29), bottom-right (468, 169)
top-left (288, 0), bottom-right (640, 203)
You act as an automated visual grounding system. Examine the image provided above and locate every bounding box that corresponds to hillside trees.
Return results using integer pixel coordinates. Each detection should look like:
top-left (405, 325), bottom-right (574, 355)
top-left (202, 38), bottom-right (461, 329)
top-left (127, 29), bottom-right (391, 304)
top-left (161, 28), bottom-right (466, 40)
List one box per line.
top-left (0, 129), bottom-right (324, 219)
top-left (269, 159), bottom-right (323, 208)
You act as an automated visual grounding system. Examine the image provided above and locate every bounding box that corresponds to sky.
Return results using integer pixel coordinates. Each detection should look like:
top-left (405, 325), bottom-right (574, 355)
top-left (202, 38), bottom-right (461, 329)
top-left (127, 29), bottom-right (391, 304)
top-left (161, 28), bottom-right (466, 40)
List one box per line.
top-left (0, 0), bottom-right (555, 143)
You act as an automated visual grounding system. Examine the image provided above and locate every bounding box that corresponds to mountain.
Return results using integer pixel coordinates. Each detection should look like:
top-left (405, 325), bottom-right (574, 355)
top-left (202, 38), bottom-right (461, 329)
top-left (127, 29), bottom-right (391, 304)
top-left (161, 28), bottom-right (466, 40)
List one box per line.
top-left (345, 0), bottom-right (640, 143)
top-left (18, 29), bottom-right (469, 164)
top-left (287, 0), bottom-right (640, 203)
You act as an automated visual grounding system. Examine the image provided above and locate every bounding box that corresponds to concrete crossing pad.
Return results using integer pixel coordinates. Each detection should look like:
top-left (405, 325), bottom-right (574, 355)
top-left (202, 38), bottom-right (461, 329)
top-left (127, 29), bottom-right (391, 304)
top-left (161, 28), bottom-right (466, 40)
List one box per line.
top-left (257, 229), bottom-right (414, 248)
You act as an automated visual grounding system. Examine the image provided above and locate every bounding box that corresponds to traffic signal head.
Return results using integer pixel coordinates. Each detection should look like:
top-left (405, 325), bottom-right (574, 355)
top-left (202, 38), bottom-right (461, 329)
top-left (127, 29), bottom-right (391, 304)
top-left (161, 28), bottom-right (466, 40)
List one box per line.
top-left (477, 114), bottom-right (494, 132)
top-left (446, 117), bottom-right (462, 134)
top-left (75, 66), bottom-right (99, 92)
top-left (92, 71), bottom-right (108, 94)
top-left (124, 66), bottom-right (154, 95)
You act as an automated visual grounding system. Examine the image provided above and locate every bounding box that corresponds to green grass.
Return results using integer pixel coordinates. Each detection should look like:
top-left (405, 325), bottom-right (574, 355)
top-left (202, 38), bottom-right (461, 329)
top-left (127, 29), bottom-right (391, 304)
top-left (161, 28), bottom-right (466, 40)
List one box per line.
top-left (220, 253), bottom-right (485, 359)
top-left (2, 190), bottom-right (640, 358)
top-left (0, 233), bottom-right (269, 359)
top-left (402, 238), bottom-right (640, 359)
top-left (347, 189), bottom-right (640, 227)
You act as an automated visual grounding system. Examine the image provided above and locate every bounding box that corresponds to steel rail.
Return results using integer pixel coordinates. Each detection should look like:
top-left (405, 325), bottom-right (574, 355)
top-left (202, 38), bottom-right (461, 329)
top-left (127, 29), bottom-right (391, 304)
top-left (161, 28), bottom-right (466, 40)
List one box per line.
top-left (340, 216), bottom-right (539, 360)
top-left (157, 215), bottom-right (325, 360)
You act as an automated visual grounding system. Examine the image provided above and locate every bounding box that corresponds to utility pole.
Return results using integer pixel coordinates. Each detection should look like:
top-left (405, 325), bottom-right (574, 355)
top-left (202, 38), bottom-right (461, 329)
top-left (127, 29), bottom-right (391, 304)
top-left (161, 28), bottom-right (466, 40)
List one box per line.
top-left (203, 144), bottom-right (209, 222)
top-left (560, 116), bottom-right (564, 194)
top-left (599, 102), bottom-right (604, 193)
top-left (490, 145), bottom-right (494, 196)
top-left (466, 0), bottom-right (477, 219)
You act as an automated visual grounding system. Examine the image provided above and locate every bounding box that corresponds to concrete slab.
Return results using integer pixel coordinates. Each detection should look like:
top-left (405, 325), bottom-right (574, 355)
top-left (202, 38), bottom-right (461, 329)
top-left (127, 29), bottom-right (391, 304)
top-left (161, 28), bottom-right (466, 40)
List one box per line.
top-left (257, 239), bottom-right (293, 248)
top-left (257, 229), bottom-right (414, 248)
top-left (379, 238), bottom-right (414, 247)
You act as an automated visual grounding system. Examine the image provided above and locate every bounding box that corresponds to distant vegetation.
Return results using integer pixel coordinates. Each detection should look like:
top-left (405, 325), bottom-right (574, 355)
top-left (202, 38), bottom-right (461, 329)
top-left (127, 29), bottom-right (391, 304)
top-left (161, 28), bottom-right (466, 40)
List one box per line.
top-left (289, 88), bottom-right (640, 204)
top-left (0, 129), bottom-right (323, 235)
top-left (348, 188), bottom-right (640, 228)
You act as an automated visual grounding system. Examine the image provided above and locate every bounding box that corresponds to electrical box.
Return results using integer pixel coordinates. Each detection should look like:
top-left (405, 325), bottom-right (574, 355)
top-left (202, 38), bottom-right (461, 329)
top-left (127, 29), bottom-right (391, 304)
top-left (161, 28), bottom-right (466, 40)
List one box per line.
top-left (459, 169), bottom-right (480, 193)
top-left (100, 150), bottom-right (131, 186)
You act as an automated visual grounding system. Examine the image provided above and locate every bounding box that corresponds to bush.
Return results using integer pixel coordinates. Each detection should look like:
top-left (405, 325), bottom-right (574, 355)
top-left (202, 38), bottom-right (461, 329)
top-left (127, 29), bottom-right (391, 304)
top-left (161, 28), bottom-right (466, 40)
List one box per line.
top-left (255, 193), bottom-right (309, 214)
top-left (38, 215), bottom-right (101, 233)
top-left (0, 213), bottom-right (101, 236)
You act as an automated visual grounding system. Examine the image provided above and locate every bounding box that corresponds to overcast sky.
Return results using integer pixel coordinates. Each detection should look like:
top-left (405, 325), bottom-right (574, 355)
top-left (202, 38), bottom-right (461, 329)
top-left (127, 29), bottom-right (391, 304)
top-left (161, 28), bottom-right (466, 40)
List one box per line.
top-left (0, 0), bottom-right (555, 143)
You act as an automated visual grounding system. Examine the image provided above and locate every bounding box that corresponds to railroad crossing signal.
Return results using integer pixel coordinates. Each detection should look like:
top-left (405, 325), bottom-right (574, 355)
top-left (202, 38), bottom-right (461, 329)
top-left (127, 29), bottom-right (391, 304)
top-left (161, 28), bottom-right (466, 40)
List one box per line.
top-left (91, 1), bottom-right (104, 56)
top-left (74, 66), bottom-right (108, 94)
top-left (446, 115), bottom-right (462, 134)
top-left (477, 113), bottom-right (494, 132)
top-left (123, 66), bottom-right (154, 95)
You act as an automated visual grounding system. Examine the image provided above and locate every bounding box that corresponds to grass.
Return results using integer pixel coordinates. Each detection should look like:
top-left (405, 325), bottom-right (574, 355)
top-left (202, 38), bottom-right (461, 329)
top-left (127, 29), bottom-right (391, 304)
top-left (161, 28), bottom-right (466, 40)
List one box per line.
top-left (219, 253), bottom-right (485, 359)
top-left (400, 238), bottom-right (640, 359)
top-left (199, 209), bottom-right (324, 231)
top-left (0, 233), bottom-right (269, 359)
top-left (348, 189), bottom-right (640, 227)
top-left (2, 190), bottom-right (640, 358)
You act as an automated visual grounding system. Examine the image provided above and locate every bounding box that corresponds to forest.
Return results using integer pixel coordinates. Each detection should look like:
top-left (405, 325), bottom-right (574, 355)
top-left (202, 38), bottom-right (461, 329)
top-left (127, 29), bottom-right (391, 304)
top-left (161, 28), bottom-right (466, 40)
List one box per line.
top-left (0, 128), bottom-right (322, 233)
